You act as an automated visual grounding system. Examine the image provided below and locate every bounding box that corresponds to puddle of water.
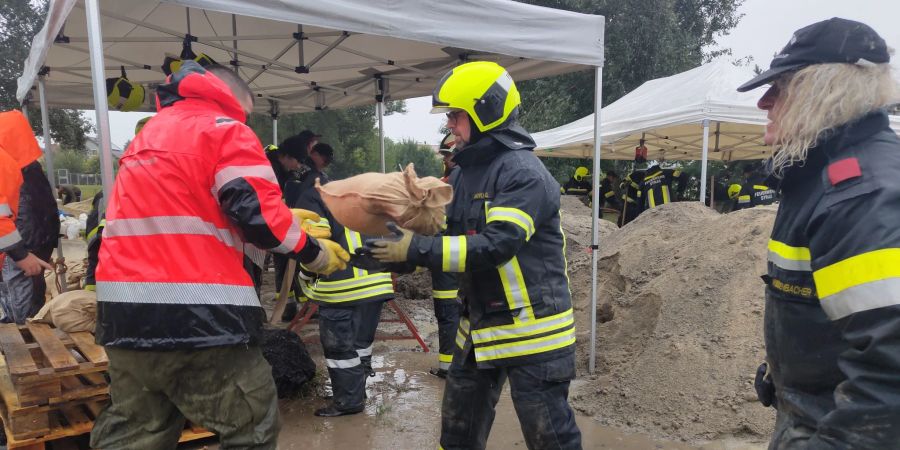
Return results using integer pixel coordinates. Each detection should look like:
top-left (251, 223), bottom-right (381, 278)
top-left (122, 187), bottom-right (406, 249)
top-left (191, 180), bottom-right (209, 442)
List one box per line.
top-left (185, 347), bottom-right (764, 450)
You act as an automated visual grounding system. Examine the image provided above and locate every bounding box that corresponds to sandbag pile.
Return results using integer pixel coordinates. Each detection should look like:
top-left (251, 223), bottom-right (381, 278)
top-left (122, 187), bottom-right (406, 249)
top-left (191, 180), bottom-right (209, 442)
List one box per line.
top-left (316, 163), bottom-right (452, 236)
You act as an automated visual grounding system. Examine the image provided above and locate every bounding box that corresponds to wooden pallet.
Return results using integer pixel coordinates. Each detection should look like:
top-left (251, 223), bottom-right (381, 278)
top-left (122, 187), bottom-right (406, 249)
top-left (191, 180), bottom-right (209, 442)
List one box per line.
top-left (0, 323), bottom-right (108, 407)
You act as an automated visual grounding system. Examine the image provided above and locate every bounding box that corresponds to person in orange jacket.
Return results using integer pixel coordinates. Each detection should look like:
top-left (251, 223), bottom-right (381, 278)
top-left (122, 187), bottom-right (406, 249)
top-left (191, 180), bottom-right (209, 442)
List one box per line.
top-left (0, 111), bottom-right (54, 321)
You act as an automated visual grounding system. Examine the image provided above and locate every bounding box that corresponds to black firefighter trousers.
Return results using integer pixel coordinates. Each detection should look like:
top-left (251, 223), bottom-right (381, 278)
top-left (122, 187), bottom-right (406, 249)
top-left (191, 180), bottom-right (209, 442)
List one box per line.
top-left (440, 350), bottom-right (582, 450)
top-left (318, 300), bottom-right (385, 410)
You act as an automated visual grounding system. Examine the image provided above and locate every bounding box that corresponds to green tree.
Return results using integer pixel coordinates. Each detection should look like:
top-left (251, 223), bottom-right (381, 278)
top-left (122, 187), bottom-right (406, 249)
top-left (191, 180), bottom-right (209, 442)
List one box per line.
top-left (53, 149), bottom-right (86, 174)
top-left (84, 155), bottom-right (101, 174)
top-left (0, 0), bottom-right (93, 151)
top-left (385, 138), bottom-right (444, 178)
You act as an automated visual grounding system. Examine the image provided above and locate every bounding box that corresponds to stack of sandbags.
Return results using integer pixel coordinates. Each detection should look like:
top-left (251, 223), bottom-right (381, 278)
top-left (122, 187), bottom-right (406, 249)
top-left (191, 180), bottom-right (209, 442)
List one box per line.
top-left (316, 163), bottom-right (452, 236)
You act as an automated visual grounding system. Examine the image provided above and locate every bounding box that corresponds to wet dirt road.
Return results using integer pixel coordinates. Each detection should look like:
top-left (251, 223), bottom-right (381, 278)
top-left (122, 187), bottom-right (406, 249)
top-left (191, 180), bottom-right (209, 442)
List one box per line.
top-left (189, 343), bottom-right (765, 450)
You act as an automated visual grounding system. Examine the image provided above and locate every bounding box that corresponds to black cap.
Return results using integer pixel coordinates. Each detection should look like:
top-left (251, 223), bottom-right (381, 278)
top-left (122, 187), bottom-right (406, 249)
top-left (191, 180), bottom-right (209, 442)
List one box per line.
top-left (311, 142), bottom-right (334, 163)
top-left (278, 129), bottom-right (320, 160)
top-left (737, 18), bottom-right (890, 92)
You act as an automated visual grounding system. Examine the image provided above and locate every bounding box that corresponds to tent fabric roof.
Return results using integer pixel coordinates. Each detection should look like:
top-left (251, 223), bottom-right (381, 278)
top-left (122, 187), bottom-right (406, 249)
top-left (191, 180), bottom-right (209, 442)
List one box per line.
top-left (17, 0), bottom-right (605, 113)
top-left (533, 59), bottom-right (900, 161)
top-left (534, 60), bottom-right (771, 161)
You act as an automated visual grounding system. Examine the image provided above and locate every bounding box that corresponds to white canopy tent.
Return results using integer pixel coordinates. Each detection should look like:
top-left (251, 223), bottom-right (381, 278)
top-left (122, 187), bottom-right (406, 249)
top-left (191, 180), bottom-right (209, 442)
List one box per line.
top-left (17, 0), bottom-right (611, 372)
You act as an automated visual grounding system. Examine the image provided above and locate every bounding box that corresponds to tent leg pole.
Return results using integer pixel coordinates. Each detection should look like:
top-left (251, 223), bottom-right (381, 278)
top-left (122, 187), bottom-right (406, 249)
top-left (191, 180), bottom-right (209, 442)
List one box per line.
top-left (85, 0), bottom-right (115, 208)
top-left (39, 77), bottom-right (66, 293)
top-left (699, 119), bottom-right (710, 205)
top-left (377, 100), bottom-right (386, 173)
top-left (589, 65), bottom-right (604, 375)
top-left (272, 116), bottom-right (278, 144)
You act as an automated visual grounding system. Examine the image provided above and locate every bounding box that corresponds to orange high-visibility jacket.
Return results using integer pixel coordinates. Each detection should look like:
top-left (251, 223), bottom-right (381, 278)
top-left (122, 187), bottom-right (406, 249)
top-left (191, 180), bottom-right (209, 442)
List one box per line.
top-left (0, 110), bottom-right (43, 265)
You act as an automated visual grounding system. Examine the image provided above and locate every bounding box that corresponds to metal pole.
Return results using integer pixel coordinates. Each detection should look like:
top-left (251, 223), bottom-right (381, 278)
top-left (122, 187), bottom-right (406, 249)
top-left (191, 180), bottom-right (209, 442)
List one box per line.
top-left (377, 100), bottom-right (386, 173)
top-left (85, 0), bottom-right (115, 206)
top-left (588, 65), bottom-right (604, 374)
top-left (37, 78), bottom-right (57, 193)
top-left (231, 14), bottom-right (239, 74)
top-left (272, 116), bottom-right (278, 145)
top-left (38, 77), bottom-right (66, 292)
top-left (699, 119), bottom-right (710, 204)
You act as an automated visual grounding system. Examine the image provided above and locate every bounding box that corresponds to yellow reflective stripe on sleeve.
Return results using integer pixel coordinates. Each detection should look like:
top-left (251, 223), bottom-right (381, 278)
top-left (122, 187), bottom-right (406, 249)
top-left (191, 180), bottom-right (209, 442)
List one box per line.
top-left (441, 235), bottom-right (467, 272)
top-left (433, 289), bottom-right (458, 299)
top-left (648, 191), bottom-right (656, 208)
top-left (456, 316), bottom-right (470, 349)
top-left (471, 308), bottom-right (574, 344)
top-left (604, 190), bottom-right (615, 198)
top-left (344, 228), bottom-right (366, 277)
top-left (738, 195), bottom-right (751, 204)
top-left (497, 256), bottom-right (535, 321)
top-left (486, 206), bottom-right (535, 241)
top-left (814, 248), bottom-right (900, 299)
top-left (662, 185), bottom-right (671, 204)
top-left (767, 239), bottom-right (811, 271)
top-left (474, 326), bottom-right (576, 362)
top-left (754, 185), bottom-right (770, 191)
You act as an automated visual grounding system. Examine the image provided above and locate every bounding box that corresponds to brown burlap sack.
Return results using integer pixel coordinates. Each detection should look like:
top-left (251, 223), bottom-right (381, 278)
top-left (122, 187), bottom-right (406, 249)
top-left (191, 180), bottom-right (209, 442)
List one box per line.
top-left (32, 289), bottom-right (97, 333)
top-left (316, 163), bottom-right (452, 236)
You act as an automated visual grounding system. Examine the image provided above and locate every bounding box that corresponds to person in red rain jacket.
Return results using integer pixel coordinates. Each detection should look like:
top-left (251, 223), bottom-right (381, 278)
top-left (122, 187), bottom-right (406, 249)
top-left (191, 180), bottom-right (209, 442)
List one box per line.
top-left (90, 61), bottom-right (348, 450)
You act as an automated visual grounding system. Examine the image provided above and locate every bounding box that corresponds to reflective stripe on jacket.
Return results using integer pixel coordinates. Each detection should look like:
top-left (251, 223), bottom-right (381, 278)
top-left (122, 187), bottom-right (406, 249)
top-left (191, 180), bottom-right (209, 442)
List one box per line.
top-left (409, 135), bottom-right (575, 368)
top-left (96, 62), bottom-right (315, 349)
top-left (764, 110), bottom-right (900, 448)
top-left (641, 165), bottom-right (686, 209)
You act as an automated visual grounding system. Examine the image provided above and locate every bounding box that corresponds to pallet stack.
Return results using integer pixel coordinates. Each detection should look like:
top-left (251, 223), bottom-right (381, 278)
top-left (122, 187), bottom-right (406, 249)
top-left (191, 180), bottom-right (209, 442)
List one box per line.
top-left (0, 322), bottom-right (213, 449)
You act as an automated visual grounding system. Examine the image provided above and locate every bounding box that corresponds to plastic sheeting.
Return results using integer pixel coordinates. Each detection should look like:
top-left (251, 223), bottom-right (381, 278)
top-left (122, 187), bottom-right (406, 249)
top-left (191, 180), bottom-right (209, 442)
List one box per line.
top-left (17, 0), bottom-right (605, 113)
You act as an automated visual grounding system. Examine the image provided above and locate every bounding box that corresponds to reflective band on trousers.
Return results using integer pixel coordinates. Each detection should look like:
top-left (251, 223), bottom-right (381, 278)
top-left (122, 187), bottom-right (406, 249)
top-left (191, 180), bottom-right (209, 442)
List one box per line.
top-left (0, 203), bottom-right (11, 217)
top-left (472, 308), bottom-right (574, 344)
top-left (497, 257), bottom-right (532, 319)
top-left (486, 206), bottom-right (535, 241)
top-left (442, 235), bottom-right (467, 272)
top-left (433, 289), bottom-right (458, 300)
top-left (475, 326), bottom-right (576, 362)
top-left (768, 239), bottom-right (811, 272)
top-left (104, 216), bottom-right (238, 249)
top-left (326, 357), bottom-right (361, 369)
top-left (0, 229), bottom-right (22, 249)
top-left (97, 281), bottom-right (259, 307)
top-left (301, 281), bottom-right (394, 303)
top-left (357, 344), bottom-right (373, 357)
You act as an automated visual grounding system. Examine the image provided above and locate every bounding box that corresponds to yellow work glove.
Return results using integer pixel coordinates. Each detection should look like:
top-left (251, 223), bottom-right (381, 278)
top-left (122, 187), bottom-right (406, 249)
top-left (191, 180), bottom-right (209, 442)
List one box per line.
top-left (291, 208), bottom-right (331, 239)
top-left (367, 222), bottom-right (414, 263)
top-left (302, 238), bottom-right (350, 276)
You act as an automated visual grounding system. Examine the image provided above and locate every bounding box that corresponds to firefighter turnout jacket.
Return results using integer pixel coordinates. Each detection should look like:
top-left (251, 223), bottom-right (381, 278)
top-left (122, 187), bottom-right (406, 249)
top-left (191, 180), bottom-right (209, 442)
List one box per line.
top-left (764, 110), bottom-right (900, 447)
top-left (733, 173), bottom-right (777, 211)
top-left (641, 164), bottom-right (686, 209)
top-left (291, 168), bottom-right (395, 306)
top-left (407, 135), bottom-right (575, 369)
top-left (95, 62), bottom-right (321, 349)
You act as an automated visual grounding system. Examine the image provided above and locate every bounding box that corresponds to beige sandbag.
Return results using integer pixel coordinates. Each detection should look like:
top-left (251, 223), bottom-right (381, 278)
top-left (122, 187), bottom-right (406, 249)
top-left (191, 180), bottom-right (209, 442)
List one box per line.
top-left (316, 163), bottom-right (452, 236)
top-left (31, 289), bottom-right (97, 333)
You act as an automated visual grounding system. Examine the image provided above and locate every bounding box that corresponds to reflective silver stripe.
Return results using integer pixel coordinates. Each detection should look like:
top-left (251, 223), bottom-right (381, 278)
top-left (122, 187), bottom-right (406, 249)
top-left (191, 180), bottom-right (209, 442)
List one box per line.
top-left (104, 216), bottom-right (237, 248)
top-left (97, 281), bottom-right (259, 307)
top-left (0, 203), bottom-right (11, 217)
top-left (471, 309), bottom-right (574, 344)
top-left (768, 251), bottom-right (812, 272)
top-left (486, 207), bottom-right (535, 240)
top-left (213, 165), bottom-right (278, 194)
top-left (326, 357), bottom-right (361, 369)
top-left (475, 327), bottom-right (576, 362)
top-left (439, 361), bottom-right (451, 370)
top-left (273, 217), bottom-right (302, 254)
top-left (498, 258), bottom-right (528, 311)
top-left (357, 344), bottom-right (373, 357)
top-left (307, 273), bottom-right (393, 292)
top-left (0, 229), bottom-right (23, 249)
top-left (456, 317), bottom-right (470, 349)
top-left (820, 278), bottom-right (900, 320)
top-left (301, 282), bottom-right (394, 303)
top-left (443, 236), bottom-right (466, 272)
top-left (345, 228), bottom-right (365, 277)
top-left (244, 243), bottom-right (267, 269)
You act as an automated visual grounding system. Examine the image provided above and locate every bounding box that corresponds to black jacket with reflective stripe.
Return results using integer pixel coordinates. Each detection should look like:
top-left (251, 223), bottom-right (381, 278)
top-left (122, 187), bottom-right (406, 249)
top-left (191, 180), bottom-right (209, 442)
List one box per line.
top-left (640, 165), bottom-right (686, 209)
top-left (733, 173), bottom-right (776, 211)
top-left (291, 169), bottom-right (394, 307)
top-left (409, 135), bottom-right (575, 369)
top-left (765, 110), bottom-right (900, 448)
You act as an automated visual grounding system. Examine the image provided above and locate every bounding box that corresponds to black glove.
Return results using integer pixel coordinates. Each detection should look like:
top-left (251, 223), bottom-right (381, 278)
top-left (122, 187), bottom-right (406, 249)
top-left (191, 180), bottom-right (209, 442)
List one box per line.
top-left (754, 362), bottom-right (775, 408)
top-left (348, 247), bottom-right (388, 272)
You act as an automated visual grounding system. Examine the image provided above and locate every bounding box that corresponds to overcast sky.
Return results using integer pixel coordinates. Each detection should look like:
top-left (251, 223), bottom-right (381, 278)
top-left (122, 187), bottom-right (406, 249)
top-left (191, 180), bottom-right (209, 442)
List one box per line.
top-left (95, 0), bottom-right (900, 149)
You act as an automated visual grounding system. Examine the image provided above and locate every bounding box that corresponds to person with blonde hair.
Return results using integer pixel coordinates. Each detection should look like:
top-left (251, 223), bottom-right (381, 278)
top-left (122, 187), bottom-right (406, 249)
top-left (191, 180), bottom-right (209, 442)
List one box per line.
top-left (737, 18), bottom-right (900, 448)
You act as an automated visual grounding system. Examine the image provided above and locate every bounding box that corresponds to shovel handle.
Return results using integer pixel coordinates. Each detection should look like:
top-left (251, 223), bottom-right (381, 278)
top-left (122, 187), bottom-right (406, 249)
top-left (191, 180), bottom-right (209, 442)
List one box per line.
top-left (270, 258), bottom-right (297, 324)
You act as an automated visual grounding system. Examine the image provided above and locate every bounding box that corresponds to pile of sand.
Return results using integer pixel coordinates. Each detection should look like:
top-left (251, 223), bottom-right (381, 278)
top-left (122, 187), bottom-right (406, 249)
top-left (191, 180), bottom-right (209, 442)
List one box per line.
top-left (562, 198), bottom-right (777, 443)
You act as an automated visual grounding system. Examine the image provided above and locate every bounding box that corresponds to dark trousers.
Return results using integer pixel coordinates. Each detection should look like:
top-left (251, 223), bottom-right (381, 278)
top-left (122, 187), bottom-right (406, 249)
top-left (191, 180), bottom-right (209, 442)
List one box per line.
top-left (440, 350), bottom-right (582, 450)
top-left (0, 245), bottom-right (53, 324)
top-left (434, 298), bottom-right (460, 370)
top-left (91, 346), bottom-right (279, 450)
top-left (318, 301), bottom-right (385, 410)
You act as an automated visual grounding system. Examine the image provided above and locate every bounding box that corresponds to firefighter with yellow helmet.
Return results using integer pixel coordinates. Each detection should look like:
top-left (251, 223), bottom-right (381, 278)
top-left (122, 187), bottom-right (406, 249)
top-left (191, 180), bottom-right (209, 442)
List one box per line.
top-left (365, 61), bottom-right (582, 449)
top-left (562, 166), bottom-right (591, 195)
